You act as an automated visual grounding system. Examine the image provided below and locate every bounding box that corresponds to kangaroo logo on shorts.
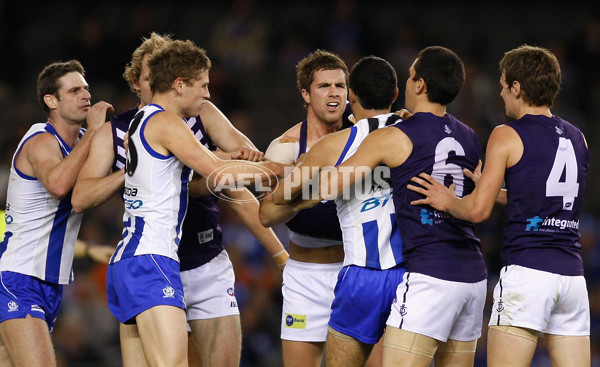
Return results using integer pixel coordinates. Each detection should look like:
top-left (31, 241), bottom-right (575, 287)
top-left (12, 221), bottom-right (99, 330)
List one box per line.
top-left (7, 301), bottom-right (18, 312)
top-left (163, 286), bottom-right (175, 298)
top-left (285, 314), bottom-right (306, 329)
top-left (227, 287), bottom-right (235, 297)
top-left (399, 304), bottom-right (407, 316)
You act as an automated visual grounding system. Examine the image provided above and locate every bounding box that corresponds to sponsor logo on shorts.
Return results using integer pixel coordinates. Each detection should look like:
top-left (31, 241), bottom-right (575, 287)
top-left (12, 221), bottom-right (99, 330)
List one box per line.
top-left (285, 314), bottom-right (306, 329)
top-left (399, 304), bottom-right (407, 316)
top-left (230, 301), bottom-right (238, 308)
top-left (31, 304), bottom-right (44, 314)
top-left (227, 287), bottom-right (235, 297)
top-left (7, 301), bottom-right (18, 312)
top-left (163, 286), bottom-right (175, 298)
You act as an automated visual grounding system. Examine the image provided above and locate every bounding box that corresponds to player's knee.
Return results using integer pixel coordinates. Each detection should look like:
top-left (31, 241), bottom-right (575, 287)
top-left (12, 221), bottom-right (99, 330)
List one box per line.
top-left (383, 327), bottom-right (438, 359)
top-left (489, 325), bottom-right (538, 342)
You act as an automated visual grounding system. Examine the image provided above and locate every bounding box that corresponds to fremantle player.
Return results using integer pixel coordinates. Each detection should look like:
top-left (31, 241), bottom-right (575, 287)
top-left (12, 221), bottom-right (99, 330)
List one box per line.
top-left (408, 45), bottom-right (590, 367)
top-left (319, 46), bottom-right (487, 367)
top-left (258, 49), bottom-right (351, 367)
top-left (0, 60), bottom-right (112, 366)
top-left (271, 56), bottom-right (406, 367)
top-left (72, 33), bottom-right (287, 367)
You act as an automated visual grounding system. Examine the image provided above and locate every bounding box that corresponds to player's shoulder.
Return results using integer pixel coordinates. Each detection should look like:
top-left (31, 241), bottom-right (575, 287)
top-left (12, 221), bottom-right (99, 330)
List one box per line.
top-left (278, 121), bottom-right (303, 141)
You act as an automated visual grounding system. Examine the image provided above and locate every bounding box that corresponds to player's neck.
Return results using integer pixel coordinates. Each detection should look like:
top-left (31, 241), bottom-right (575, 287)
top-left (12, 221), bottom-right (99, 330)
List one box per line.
top-left (516, 104), bottom-right (552, 119)
top-left (151, 93), bottom-right (184, 118)
top-left (411, 100), bottom-right (446, 117)
top-left (47, 115), bottom-right (83, 147)
top-left (354, 105), bottom-right (391, 121)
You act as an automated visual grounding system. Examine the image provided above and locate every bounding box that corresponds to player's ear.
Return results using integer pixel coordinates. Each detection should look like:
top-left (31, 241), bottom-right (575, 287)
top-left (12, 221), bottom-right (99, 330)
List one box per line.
top-left (44, 94), bottom-right (58, 110)
top-left (301, 89), bottom-right (310, 105)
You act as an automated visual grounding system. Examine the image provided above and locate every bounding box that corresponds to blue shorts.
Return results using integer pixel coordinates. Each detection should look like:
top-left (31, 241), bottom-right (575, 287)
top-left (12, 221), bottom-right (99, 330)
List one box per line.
top-left (0, 271), bottom-right (62, 332)
top-left (106, 254), bottom-right (185, 324)
top-left (329, 264), bottom-right (405, 344)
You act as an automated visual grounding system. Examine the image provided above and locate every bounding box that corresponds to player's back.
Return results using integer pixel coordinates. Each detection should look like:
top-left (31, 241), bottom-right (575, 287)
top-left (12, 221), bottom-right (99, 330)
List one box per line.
top-left (111, 104), bottom-right (191, 263)
top-left (334, 113), bottom-right (404, 269)
top-left (390, 112), bottom-right (486, 283)
top-left (503, 114), bottom-right (589, 276)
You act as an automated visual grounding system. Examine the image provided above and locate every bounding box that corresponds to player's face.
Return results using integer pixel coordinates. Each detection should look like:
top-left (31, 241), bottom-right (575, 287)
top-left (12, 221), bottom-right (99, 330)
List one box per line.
top-left (53, 71), bottom-right (91, 124)
top-left (136, 53), bottom-right (152, 106)
top-left (499, 72), bottom-right (517, 119)
top-left (181, 69), bottom-right (210, 118)
top-left (404, 60), bottom-right (417, 112)
top-left (304, 69), bottom-right (347, 125)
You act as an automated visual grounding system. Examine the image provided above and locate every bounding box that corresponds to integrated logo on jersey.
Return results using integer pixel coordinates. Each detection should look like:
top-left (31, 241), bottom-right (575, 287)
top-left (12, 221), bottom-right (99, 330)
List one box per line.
top-left (162, 285), bottom-right (175, 298)
top-left (399, 303), bottom-right (407, 316)
top-left (31, 304), bottom-right (44, 314)
top-left (444, 125), bottom-right (452, 134)
top-left (206, 163), bottom-right (279, 203)
top-left (7, 301), bottom-right (19, 312)
top-left (419, 209), bottom-right (454, 226)
top-left (197, 229), bottom-right (214, 244)
top-left (227, 287), bottom-right (235, 297)
top-left (555, 126), bottom-right (563, 135)
top-left (285, 314), bottom-right (306, 329)
top-left (525, 216), bottom-right (579, 232)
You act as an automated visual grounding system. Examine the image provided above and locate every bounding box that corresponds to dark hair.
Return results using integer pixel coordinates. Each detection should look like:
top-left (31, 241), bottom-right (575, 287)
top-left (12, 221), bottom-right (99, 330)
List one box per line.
top-left (499, 45), bottom-right (561, 107)
top-left (349, 56), bottom-right (397, 110)
top-left (37, 60), bottom-right (85, 115)
top-left (148, 39), bottom-right (211, 94)
top-left (296, 49), bottom-right (349, 107)
top-left (413, 46), bottom-right (464, 105)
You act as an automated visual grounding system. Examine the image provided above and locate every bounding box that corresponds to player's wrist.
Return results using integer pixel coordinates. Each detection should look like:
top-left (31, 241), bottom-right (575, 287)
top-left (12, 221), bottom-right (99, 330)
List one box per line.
top-left (272, 249), bottom-right (289, 269)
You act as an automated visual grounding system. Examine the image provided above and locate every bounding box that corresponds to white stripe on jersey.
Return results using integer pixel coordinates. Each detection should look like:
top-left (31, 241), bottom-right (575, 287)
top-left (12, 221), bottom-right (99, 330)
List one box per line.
top-left (111, 104), bottom-right (192, 263)
top-left (0, 123), bottom-right (83, 284)
top-left (334, 113), bottom-right (403, 269)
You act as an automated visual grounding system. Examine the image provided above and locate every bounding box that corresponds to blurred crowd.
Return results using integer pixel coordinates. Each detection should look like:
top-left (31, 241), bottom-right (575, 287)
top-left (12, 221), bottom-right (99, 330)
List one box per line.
top-left (1, 1), bottom-right (600, 366)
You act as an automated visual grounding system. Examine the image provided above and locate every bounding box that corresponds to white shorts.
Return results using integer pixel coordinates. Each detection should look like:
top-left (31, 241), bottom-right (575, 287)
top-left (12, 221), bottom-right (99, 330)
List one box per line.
top-left (281, 259), bottom-right (342, 342)
top-left (181, 250), bottom-right (239, 322)
top-left (489, 265), bottom-right (590, 336)
top-left (386, 272), bottom-right (486, 342)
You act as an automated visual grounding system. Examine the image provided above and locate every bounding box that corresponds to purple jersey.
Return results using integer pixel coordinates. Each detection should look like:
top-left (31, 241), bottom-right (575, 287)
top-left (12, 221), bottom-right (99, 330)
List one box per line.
top-left (390, 112), bottom-right (487, 282)
top-left (503, 115), bottom-right (588, 276)
top-left (110, 108), bottom-right (223, 271)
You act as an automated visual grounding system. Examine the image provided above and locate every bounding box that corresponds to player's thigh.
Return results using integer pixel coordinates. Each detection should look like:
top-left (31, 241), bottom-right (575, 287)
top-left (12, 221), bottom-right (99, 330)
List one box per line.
top-left (487, 325), bottom-right (537, 367)
top-left (282, 340), bottom-right (324, 367)
top-left (325, 326), bottom-right (372, 367)
top-left (0, 334), bottom-right (14, 367)
top-left (546, 334), bottom-right (590, 367)
top-left (0, 316), bottom-right (55, 367)
top-left (136, 305), bottom-right (188, 366)
top-left (434, 339), bottom-right (477, 367)
top-left (189, 316), bottom-right (241, 361)
top-left (382, 326), bottom-right (437, 367)
top-left (364, 335), bottom-right (383, 367)
top-left (119, 323), bottom-right (148, 367)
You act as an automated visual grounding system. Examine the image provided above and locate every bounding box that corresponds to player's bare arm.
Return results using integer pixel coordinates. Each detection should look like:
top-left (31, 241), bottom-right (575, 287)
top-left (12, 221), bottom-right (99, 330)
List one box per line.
top-left (72, 122), bottom-right (125, 213)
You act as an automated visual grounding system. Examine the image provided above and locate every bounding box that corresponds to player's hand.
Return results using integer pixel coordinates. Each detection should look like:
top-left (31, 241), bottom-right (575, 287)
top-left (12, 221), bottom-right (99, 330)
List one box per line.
top-left (395, 108), bottom-right (413, 120)
top-left (231, 146), bottom-right (264, 162)
top-left (87, 244), bottom-right (115, 263)
top-left (407, 172), bottom-right (457, 212)
top-left (86, 101), bottom-right (114, 131)
top-left (463, 160), bottom-right (482, 186)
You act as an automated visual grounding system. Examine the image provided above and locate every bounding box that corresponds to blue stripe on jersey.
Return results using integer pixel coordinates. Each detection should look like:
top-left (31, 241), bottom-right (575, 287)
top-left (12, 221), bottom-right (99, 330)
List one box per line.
top-left (174, 166), bottom-right (191, 247)
top-left (362, 220), bottom-right (381, 268)
top-left (335, 127), bottom-right (357, 167)
top-left (0, 232), bottom-right (13, 258)
top-left (389, 213), bottom-right (404, 265)
top-left (111, 218), bottom-right (131, 264)
top-left (45, 193), bottom-right (73, 281)
top-left (140, 109), bottom-right (171, 159)
top-left (122, 217), bottom-right (146, 259)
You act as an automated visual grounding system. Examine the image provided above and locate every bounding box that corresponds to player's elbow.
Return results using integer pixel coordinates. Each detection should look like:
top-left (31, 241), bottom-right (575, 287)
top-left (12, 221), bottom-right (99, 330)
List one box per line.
top-left (258, 209), bottom-right (274, 228)
top-left (466, 206), bottom-right (492, 224)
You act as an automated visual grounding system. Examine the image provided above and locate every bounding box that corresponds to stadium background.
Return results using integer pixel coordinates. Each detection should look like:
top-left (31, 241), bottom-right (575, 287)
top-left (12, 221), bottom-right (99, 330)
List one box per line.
top-left (0, 1), bottom-right (599, 366)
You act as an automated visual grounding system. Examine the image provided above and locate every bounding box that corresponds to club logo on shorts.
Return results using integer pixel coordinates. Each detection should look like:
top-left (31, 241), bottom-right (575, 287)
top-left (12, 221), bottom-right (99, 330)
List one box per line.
top-left (163, 286), bottom-right (175, 298)
top-left (399, 304), bottom-right (407, 316)
top-left (496, 299), bottom-right (504, 313)
top-left (7, 301), bottom-right (18, 312)
top-left (227, 287), bottom-right (235, 297)
top-left (285, 314), bottom-right (306, 329)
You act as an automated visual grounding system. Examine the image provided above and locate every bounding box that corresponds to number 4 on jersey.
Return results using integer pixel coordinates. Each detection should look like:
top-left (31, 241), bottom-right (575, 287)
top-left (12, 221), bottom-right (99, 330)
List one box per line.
top-left (546, 137), bottom-right (579, 211)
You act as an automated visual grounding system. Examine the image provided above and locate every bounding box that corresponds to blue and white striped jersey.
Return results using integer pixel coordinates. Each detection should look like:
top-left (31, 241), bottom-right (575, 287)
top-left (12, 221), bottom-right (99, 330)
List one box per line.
top-left (334, 113), bottom-right (404, 269)
top-left (110, 104), bottom-right (192, 263)
top-left (0, 123), bottom-right (84, 284)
